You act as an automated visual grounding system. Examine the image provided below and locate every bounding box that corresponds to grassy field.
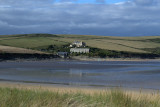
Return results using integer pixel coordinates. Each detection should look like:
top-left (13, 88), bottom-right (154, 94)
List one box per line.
top-left (0, 87), bottom-right (160, 107)
top-left (0, 34), bottom-right (160, 54)
top-left (0, 45), bottom-right (44, 54)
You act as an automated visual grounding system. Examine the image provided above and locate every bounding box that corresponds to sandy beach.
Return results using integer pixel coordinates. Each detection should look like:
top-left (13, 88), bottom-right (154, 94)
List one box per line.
top-left (0, 81), bottom-right (159, 96)
top-left (0, 81), bottom-right (104, 94)
top-left (71, 56), bottom-right (160, 61)
top-left (1, 56), bottom-right (160, 63)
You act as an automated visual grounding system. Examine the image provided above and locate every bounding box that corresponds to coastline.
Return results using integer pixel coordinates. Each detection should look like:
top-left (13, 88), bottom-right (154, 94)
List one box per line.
top-left (0, 81), bottom-right (159, 94)
top-left (0, 82), bottom-right (160, 107)
top-left (0, 81), bottom-right (104, 94)
top-left (0, 81), bottom-right (160, 107)
top-left (70, 56), bottom-right (160, 62)
top-left (0, 58), bottom-right (159, 92)
top-left (1, 56), bottom-right (160, 62)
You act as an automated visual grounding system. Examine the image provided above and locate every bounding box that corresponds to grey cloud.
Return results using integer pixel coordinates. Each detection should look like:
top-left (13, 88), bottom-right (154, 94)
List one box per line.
top-left (0, 0), bottom-right (77, 5)
top-left (96, 0), bottom-right (105, 3)
top-left (132, 0), bottom-right (160, 5)
top-left (0, 0), bottom-right (53, 3)
top-left (0, 2), bottom-right (160, 36)
top-left (59, 0), bottom-right (77, 2)
top-left (0, 0), bottom-right (54, 7)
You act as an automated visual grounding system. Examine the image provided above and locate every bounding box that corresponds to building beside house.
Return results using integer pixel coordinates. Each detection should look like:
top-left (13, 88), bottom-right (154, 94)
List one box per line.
top-left (57, 52), bottom-right (68, 58)
top-left (70, 41), bottom-right (86, 48)
top-left (70, 48), bottom-right (90, 53)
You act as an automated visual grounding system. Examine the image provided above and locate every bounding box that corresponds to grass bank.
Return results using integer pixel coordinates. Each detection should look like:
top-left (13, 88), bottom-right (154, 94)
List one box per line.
top-left (0, 86), bottom-right (160, 107)
top-left (0, 34), bottom-right (160, 54)
top-left (0, 53), bottom-right (59, 61)
top-left (0, 34), bottom-right (160, 59)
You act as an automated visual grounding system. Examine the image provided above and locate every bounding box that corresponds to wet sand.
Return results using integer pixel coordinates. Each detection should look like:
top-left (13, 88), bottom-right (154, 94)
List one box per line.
top-left (0, 60), bottom-right (160, 90)
top-left (71, 56), bottom-right (160, 62)
top-left (0, 60), bottom-right (132, 69)
top-left (0, 81), bottom-right (158, 94)
top-left (0, 81), bottom-right (108, 94)
top-left (1, 57), bottom-right (160, 62)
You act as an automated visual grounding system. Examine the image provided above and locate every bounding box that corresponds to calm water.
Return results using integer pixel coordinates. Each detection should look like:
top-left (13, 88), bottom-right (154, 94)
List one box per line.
top-left (0, 61), bottom-right (160, 89)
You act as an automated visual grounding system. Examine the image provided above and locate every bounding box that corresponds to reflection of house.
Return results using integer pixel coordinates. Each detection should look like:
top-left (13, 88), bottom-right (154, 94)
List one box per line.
top-left (69, 69), bottom-right (86, 77)
top-left (57, 52), bottom-right (68, 58)
top-left (70, 48), bottom-right (89, 53)
top-left (70, 41), bottom-right (86, 48)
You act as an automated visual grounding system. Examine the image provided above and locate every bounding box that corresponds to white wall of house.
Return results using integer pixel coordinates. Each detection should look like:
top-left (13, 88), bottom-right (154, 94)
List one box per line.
top-left (70, 48), bottom-right (89, 53)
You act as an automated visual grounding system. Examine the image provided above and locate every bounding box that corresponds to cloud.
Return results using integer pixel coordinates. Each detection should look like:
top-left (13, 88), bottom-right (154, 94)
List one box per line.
top-left (59, 0), bottom-right (77, 2)
top-left (96, 0), bottom-right (105, 3)
top-left (132, 0), bottom-right (159, 6)
top-left (0, 1), bottom-right (160, 36)
top-left (0, 0), bottom-right (54, 7)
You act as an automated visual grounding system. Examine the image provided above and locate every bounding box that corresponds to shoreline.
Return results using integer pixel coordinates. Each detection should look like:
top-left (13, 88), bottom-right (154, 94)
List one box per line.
top-left (1, 81), bottom-right (160, 107)
top-left (0, 81), bottom-right (159, 94)
top-left (0, 82), bottom-right (160, 107)
top-left (1, 57), bottom-right (160, 62)
top-left (71, 56), bottom-right (160, 61)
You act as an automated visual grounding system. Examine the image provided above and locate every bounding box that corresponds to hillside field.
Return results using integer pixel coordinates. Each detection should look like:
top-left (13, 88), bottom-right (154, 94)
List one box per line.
top-left (0, 45), bottom-right (44, 54)
top-left (0, 34), bottom-right (160, 54)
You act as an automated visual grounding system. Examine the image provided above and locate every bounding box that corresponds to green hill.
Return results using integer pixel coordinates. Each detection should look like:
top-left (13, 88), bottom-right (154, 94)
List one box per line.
top-left (0, 34), bottom-right (160, 55)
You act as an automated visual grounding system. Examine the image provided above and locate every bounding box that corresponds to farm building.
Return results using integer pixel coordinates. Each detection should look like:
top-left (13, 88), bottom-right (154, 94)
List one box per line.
top-left (57, 52), bottom-right (68, 58)
top-left (70, 41), bottom-right (86, 48)
top-left (70, 48), bottom-right (89, 53)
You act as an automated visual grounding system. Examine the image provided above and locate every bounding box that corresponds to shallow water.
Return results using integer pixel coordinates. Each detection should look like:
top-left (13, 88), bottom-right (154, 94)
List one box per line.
top-left (0, 60), bottom-right (160, 89)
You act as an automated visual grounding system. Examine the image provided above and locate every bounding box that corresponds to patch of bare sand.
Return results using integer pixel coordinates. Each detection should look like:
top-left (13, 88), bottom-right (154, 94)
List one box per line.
top-left (71, 56), bottom-right (160, 61)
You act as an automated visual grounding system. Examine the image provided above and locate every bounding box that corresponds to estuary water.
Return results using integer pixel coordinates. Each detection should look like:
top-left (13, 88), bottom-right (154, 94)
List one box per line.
top-left (0, 60), bottom-right (160, 90)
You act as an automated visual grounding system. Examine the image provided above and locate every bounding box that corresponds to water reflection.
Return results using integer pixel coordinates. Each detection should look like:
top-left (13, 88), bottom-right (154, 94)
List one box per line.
top-left (69, 69), bottom-right (84, 77)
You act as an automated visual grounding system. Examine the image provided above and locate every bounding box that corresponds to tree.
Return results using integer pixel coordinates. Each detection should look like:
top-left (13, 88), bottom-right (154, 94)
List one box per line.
top-left (98, 52), bottom-right (106, 58)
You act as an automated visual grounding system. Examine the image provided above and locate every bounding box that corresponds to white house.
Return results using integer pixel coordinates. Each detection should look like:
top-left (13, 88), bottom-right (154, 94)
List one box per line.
top-left (70, 41), bottom-right (86, 48)
top-left (70, 48), bottom-right (89, 53)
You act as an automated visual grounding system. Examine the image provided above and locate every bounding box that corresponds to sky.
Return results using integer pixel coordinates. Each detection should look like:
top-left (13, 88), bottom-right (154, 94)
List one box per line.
top-left (0, 0), bottom-right (160, 36)
top-left (54, 0), bottom-right (126, 4)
